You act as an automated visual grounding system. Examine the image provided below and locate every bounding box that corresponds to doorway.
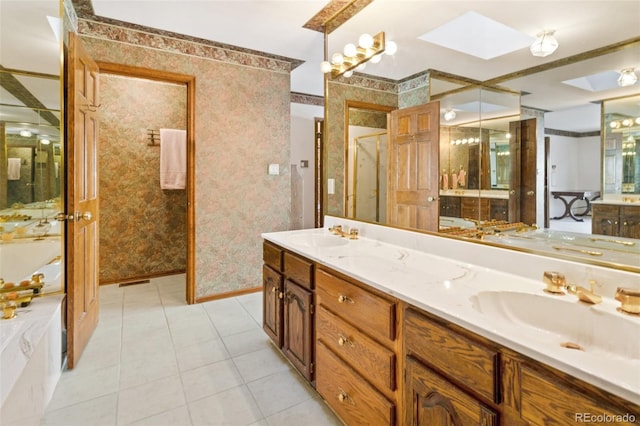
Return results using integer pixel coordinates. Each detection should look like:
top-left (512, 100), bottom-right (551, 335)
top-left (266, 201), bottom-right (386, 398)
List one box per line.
top-left (96, 62), bottom-right (196, 304)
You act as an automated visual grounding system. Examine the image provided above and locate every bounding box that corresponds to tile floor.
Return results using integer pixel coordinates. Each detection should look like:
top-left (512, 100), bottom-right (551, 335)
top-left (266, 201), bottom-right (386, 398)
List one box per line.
top-left (41, 274), bottom-right (342, 426)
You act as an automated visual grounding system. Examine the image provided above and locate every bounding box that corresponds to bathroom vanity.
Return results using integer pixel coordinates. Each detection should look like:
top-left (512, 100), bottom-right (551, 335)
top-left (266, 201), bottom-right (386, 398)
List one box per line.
top-left (262, 216), bottom-right (640, 425)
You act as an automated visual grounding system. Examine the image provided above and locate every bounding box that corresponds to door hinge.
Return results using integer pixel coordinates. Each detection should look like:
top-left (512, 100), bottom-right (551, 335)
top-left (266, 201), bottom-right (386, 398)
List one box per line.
top-left (309, 303), bottom-right (314, 315)
top-left (310, 362), bottom-right (314, 374)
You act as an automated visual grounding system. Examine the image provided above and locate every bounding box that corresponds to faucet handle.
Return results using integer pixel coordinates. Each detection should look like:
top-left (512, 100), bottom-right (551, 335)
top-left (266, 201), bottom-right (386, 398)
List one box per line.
top-left (348, 228), bottom-right (359, 239)
top-left (615, 287), bottom-right (640, 315)
top-left (543, 271), bottom-right (566, 294)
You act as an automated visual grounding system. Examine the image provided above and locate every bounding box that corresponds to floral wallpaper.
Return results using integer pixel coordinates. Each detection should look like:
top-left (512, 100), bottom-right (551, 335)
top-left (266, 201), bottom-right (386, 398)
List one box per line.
top-left (326, 78), bottom-right (397, 216)
top-left (98, 74), bottom-right (187, 284)
top-left (79, 19), bottom-right (291, 299)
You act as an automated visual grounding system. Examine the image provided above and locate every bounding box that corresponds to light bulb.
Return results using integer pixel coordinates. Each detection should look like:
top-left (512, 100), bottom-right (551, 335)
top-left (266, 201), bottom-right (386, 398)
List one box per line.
top-left (369, 53), bottom-right (382, 64)
top-left (358, 34), bottom-right (373, 49)
top-left (343, 43), bottom-right (357, 57)
top-left (40, 138), bottom-right (51, 145)
top-left (343, 70), bottom-right (353, 78)
top-left (385, 41), bottom-right (397, 55)
top-left (331, 53), bottom-right (344, 65)
top-left (356, 63), bottom-right (366, 71)
top-left (20, 130), bottom-right (32, 137)
top-left (320, 61), bottom-right (332, 74)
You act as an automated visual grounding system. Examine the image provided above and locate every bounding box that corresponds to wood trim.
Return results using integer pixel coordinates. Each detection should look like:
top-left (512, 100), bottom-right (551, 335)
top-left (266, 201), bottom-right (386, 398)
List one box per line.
top-left (95, 61), bottom-right (197, 304)
top-left (99, 269), bottom-right (186, 286)
top-left (196, 286), bottom-right (262, 303)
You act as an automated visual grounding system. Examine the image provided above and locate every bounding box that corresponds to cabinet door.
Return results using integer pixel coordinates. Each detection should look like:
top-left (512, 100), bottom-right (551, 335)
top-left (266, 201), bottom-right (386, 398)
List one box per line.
top-left (619, 207), bottom-right (640, 239)
top-left (592, 205), bottom-right (620, 236)
top-left (490, 199), bottom-right (509, 222)
top-left (283, 279), bottom-right (314, 381)
top-left (405, 357), bottom-right (498, 426)
top-left (263, 265), bottom-right (283, 347)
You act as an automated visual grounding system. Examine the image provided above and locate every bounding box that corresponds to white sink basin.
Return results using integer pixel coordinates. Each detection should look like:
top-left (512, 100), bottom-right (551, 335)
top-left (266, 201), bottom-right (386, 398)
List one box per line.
top-left (470, 291), bottom-right (640, 359)
top-left (285, 233), bottom-right (350, 248)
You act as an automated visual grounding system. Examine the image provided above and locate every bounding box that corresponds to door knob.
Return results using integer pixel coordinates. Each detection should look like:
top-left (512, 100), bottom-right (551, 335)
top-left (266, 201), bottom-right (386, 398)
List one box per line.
top-left (427, 196), bottom-right (438, 202)
top-left (76, 211), bottom-right (93, 221)
top-left (55, 212), bottom-right (74, 221)
top-left (527, 191), bottom-right (535, 196)
top-left (509, 190), bottom-right (516, 195)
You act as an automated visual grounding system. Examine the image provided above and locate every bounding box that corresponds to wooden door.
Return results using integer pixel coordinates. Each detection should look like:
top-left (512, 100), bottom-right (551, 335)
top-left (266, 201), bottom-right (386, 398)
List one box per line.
top-left (283, 279), bottom-right (314, 381)
top-left (262, 265), bottom-right (283, 347)
top-left (66, 33), bottom-right (100, 369)
top-left (509, 118), bottom-right (537, 225)
top-left (388, 102), bottom-right (440, 231)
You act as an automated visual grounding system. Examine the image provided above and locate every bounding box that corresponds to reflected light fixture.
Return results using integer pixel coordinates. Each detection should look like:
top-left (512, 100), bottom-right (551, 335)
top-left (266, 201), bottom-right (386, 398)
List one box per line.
top-left (39, 137), bottom-right (51, 145)
top-left (444, 110), bottom-right (456, 121)
top-left (617, 69), bottom-right (638, 87)
top-left (530, 30), bottom-right (558, 57)
top-left (321, 32), bottom-right (395, 79)
top-left (19, 130), bottom-right (32, 137)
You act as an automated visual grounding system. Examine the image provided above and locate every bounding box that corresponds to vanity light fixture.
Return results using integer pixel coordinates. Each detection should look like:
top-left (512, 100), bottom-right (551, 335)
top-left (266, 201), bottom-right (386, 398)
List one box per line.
top-left (617, 69), bottom-right (638, 87)
top-left (19, 130), bottom-right (32, 137)
top-left (530, 30), bottom-right (558, 57)
top-left (444, 109), bottom-right (457, 121)
top-left (321, 32), bottom-right (395, 79)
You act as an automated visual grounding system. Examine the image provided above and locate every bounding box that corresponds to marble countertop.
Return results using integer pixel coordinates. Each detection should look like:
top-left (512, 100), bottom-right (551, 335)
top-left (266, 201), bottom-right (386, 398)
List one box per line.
top-left (440, 189), bottom-right (510, 199)
top-left (262, 224), bottom-right (640, 405)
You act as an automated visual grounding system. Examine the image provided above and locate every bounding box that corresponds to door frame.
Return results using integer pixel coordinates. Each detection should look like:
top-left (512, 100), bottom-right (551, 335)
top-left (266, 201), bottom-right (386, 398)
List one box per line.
top-left (96, 62), bottom-right (196, 304)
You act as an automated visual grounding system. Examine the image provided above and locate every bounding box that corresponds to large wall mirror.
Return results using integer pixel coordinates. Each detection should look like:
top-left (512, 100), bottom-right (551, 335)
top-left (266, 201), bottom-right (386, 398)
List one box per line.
top-left (324, 12), bottom-right (640, 272)
top-left (0, 0), bottom-right (64, 294)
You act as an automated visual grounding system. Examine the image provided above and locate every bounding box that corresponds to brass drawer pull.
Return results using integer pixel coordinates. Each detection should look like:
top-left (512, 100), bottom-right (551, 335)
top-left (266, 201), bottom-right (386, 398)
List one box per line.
top-left (338, 294), bottom-right (354, 304)
top-left (337, 335), bottom-right (354, 347)
top-left (337, 388), bottom-right (355, 405)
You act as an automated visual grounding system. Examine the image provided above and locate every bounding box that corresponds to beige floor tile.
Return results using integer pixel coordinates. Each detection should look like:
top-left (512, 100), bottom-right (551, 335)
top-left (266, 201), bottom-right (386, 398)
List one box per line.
top-left (221, 328), bottom-right (271, 357)
top-left (247, 369), bottom-right (315, 418)
top-left (180, 359), bottom-right (244, 402)
top-left (119, 350), bottom-right (179, 390)
top-left (232, 347), bottom-right (291, 383)
top-left (42, 393), bottom-right (118, 426)
top-left (187, 385), bottom-right (263, 426)
top-left (116, 374), bottom-right (185, 425)
top-left (127, 404), bottom-right (192, 426)
top-left (47, 364), bottom-right (120, 411)
top-left (175, 338), bottom-right (230, 372)
top-left (266, 397), bottom-right (343, 426)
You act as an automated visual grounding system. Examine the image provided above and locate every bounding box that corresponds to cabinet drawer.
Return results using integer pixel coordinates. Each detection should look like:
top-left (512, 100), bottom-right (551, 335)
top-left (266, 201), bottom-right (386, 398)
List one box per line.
top-left (405, 307), bottom-right (499, 404)
top-left (284, 252), bottom-right (314, 290)
top-left (316, 268), bottom-right (396, 343)
top-left (593, 204), bottom-right (619, 217)
top-left (519, 364), bottom-right (638, 425)
top-left (263, 242), bottom-right (283, 271)
top-left (316, 306), bottom-right (396, 392)
top-left (406, 356), bottom-right (498, 426)
top-left (316, 342), bottom-right (395, 426)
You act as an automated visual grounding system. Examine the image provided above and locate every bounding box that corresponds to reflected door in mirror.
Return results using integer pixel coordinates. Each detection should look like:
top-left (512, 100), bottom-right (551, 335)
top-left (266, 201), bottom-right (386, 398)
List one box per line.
top-left (388, 102), bottom-right (440, 231)
top-left (509, 118), bottom-right (537, 225)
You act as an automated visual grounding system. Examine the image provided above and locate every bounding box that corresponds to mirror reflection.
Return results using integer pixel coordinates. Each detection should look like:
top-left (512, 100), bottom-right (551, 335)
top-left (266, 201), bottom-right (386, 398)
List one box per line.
top-left (0, 0), bottom-right (63, 294)
top-left (327, 46), bottom-right (640, 270)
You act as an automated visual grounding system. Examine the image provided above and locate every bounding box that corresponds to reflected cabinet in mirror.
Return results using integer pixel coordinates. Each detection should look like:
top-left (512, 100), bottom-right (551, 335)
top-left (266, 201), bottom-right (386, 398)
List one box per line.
top-left (324, 37), bottom-right (640, 272)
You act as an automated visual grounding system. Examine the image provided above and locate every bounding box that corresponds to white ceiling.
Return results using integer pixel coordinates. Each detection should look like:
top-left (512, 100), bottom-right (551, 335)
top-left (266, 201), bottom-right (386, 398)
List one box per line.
top-left (2, 0), bottom-right (640, 132)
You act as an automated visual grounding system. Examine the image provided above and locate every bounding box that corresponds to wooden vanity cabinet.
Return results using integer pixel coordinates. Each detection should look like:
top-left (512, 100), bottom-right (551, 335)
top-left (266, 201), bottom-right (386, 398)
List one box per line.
top-left (263, 242), bottom-right (283, 347)
top-left (404, 306), bottom-right (500, 426)
top-left (315, 266), bottom-right (400, 426)
top-left (490, 199), bottom-right (509, 222)
top-left (592, 204), bottom-right (640, 238)
top-left (502, 351), bottom-right (640, 426)
top-left (262, 242), bottom-right (315, 382)
top-left (440, 196), bottom-right (461, 218)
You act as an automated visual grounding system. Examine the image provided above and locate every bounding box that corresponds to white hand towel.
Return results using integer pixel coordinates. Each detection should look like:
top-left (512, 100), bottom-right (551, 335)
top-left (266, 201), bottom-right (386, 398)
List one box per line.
top-left (7, 158), bottom-right (21, 180)
top-left (160, 129), bottom-right (187, 190)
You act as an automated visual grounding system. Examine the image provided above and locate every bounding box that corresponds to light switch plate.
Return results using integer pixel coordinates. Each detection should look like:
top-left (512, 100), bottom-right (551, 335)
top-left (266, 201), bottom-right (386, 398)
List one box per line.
top-left (268, 163), bottom-right (280, 175)
top-left (328, 178), bottom-right (335, 194)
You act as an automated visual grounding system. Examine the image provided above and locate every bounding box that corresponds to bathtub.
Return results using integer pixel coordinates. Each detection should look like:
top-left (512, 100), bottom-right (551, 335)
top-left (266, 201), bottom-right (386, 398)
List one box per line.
top-left (0, 237), bottom-right (62, 294)
top-left (0, 234), bottom-right (64, 425)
